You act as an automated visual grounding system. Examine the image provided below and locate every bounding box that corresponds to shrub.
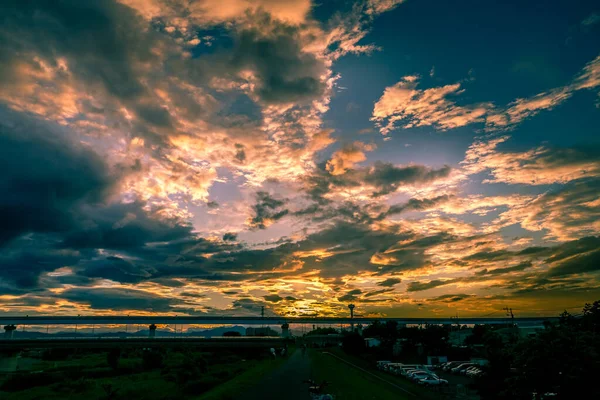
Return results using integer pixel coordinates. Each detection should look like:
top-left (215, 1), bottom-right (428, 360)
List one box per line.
top-left (142, 349), bottom-right (164, 370)
top-left (1, 372), bottom-right (57, 391)
top-left (107, 348), bottom-right (121, 370)
top-left (182, 376), bottom-right (220, 395)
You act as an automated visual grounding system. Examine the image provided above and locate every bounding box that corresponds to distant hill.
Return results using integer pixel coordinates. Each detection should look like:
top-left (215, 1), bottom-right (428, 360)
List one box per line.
top-left (9, 325), bottom-right (248, 338)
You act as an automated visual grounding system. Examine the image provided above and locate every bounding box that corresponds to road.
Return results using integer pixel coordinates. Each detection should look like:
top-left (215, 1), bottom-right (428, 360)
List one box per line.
top-left (243, 349), bottom-right (311, 400)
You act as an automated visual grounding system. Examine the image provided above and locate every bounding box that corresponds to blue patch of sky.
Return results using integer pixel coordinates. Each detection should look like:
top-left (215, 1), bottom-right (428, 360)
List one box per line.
top-left (323, 0), bottom-right (599, 166)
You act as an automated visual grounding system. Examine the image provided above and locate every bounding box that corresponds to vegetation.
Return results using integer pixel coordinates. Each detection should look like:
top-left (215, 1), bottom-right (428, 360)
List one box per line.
top-left (308, 350), bottom-right (411, 400)
top-left (0, 347), bottom-right (277, 400)
top-left (474, 301), bottom-right (600, 399)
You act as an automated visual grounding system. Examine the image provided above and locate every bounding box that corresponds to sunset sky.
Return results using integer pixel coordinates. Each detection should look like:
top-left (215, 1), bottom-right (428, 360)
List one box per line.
top-left (1, 0), bottom-right (599, 318)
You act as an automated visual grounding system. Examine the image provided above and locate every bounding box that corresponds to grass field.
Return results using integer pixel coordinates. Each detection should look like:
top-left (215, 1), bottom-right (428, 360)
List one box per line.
top-left (198, 348), bottom-right (294, 400)
top-left (0, 347), bottom-right (277, 400)
top-left (307, 350), bottom-right (413, 400)
top-left (320, 349), bottom-right (442, 399)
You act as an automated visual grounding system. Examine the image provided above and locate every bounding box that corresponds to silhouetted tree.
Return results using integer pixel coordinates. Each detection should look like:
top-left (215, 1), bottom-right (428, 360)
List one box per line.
top-left (107, 348), bottom-right (121, 370)
top-left (342, 332), bottom-right (365, 355)
top-left (475, 301), bottom-right (600, 400)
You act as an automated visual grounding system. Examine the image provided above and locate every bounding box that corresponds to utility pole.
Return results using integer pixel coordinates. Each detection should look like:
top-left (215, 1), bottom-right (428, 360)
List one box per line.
top-left (503, 307), bottom-right (514, 325)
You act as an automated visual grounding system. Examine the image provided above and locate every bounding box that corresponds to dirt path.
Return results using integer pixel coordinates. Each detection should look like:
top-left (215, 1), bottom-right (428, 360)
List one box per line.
top-left (243, 349), bottom-right (311, 400)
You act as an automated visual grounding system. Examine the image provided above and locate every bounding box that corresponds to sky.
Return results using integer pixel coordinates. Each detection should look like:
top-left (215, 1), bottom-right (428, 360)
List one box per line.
top-left (0, 0), bottom-right (599, 318)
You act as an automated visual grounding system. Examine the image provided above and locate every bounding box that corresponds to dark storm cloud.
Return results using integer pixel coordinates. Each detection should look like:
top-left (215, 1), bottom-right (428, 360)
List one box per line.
top-left (364, 289), bottom-right (394, 297)
top-left (0, 236), bottom-right (81, 290)
top-left (337, 289), bottom-right (362, 302)
top-left (0, 0), bottom-right (158, 99)
top-left (363, 162), bottom-right (452, 196)
top-left (228, 15), bottom-right (327, 104)
top-left (60, 201), bottom-right (193, 251)
top-left (474, 261), bottom-right (533, 276)
top-left (263, 294), bottom-right (284, 303)
top-left (544, 236), bottom-right (600, 264)
top-left (305, 161), bottom-right (452, 203)
top-left (463, 249), bottom-right (514, 261)
top-left (222, 232), bottom-right (238, 241)
top-left (248, 191), bottom-right (289, 229)
top-left (78, 256), bottom-right (154, 284)
top-left (429, 294), bottom-right (474, 303)
top-left (60, 288), bottom-right (177, 312)
top-left (407, 279), bottom-right (450, 292)
top-left (0, 108), bottom-right (115, 246)
top-left (546, 247), bottom-right (600, 277)
top-left (384, 195), bottom-right (454, 217)
top-left (377, 278), bottom-right (402, 287)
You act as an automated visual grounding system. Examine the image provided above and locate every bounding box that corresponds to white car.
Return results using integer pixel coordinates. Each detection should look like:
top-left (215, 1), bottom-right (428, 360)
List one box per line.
top-left (376, 361), bottom-right (392, 369)
top-left (408, 371), bottom-right (437, 382)
top-left (409, 372), bottom-right (432, 382)
top-left (403, 369), bottom-right (425, 377)
top-left (418, 377), bottom-right (449, 386)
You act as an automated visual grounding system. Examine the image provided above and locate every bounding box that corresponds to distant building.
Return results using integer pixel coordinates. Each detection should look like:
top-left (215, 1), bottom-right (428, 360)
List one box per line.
top-left (281, 323), bottom-right (290, 338)
top-left (245, 327), bottom-right (279, 336)
top-left (449, 329), bottom-right (472, 346)
top-left (304, 334), bottom-right (342, 347)
top-left (364, 337), bottom-right (381, 348)
top-left (427, 355), bottom-right (448, 366)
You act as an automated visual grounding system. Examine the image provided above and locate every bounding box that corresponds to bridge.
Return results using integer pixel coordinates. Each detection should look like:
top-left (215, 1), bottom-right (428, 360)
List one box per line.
top-left (1, 315), bottom-right (556, 327)
top-left (0, 336), bottom-right (286, 350)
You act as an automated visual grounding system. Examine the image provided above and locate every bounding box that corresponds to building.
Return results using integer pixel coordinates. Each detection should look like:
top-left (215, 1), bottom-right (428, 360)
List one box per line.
top-left (245, 327), bottom-right (279, 336)
top-left (364, 337), bottom-right (381, 348)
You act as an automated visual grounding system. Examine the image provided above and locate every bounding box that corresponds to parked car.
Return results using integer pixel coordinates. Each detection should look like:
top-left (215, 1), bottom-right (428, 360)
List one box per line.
top-left (403, 367), bottom-right (430, 376)
top-left (451, 363), bottom-right (474, 374)
top-left (409, 372), bottom-right (434, 382)
top-left (418, 377), bottom-right (449, 386)
top-left (463, 366), bottom-right (479, 375)
top-left (443, 361), bottom-right (468, 371)
top-left (376, 361), bottom-right (392, 370)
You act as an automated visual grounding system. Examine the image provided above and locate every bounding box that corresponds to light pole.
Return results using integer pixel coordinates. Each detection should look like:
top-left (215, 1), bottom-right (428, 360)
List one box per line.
top-left (348, 304), bottom-right (355, 332)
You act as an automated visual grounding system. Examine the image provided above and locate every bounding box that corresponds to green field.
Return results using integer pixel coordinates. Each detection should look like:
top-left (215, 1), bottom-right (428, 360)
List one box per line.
top-left (307, 349), bottom-right (446, 400)
top-left (0, 347), bottom-right (279, 400)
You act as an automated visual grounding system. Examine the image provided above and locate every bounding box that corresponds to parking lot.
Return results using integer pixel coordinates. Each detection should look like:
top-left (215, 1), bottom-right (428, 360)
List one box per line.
top-left (375, 361), bottom-right (480, 399)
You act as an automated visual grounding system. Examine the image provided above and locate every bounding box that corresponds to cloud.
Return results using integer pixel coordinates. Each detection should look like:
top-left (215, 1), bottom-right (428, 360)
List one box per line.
top-left (489, 179), bottom-right (600, 241)
top-left (263, 294), bottom-right (284, 303)
top-left (377, 278), bottom-right (402, 287)
top-left (581, 13), bottom-right (600, 27)
top-left (372, 54), bottom-right (600, 134)
top-left (247, 191), bottom-right (289, 229)
top-left (429, 293), bottom-right (474, 303)
top-left (326, 142), bottom-right (376, 175)
top-left (371, 75), bottom-right (492, 134)
top-left (306, 161), bottom-right (452, 203)
top-left (338, 289), bottom-right (362, 302)
top-left (0, 108), bottom-right (115, 246)
top-left (462, 136), bottom-right (600, 185)
top-left (118, 0), bottom-right (312, 25)
top-left (61, 287), bottom-right (179, 312)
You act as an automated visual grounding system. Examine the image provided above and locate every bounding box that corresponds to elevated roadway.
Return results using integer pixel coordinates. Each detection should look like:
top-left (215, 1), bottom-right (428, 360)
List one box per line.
top-left (0, 315), bottom-right (556, 327)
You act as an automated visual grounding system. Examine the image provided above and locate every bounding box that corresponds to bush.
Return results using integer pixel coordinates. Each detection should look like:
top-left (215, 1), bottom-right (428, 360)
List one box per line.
top-left (161, 352), bottom-right (208, 384)
top-left (52, 377), bottom-right (91, 393)
top-left (1, 372), bottom-right (58, 391)
top-left (182, 376), bottom-right (220, 395)
top-left (41, 348), bottom-right (73, 361)
top-left (142, 349), bottom-right (164, 370)
top-left (107, 348), bottom-right (121, 370)
top-left (342, 332), bottom-right (365, 355)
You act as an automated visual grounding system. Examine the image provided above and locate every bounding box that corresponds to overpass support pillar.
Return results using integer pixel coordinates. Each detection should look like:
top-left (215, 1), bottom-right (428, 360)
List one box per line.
top-left (149, 324), bottom-right (157, 338)
top-left (4, 324), bottom-right (17, 339)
